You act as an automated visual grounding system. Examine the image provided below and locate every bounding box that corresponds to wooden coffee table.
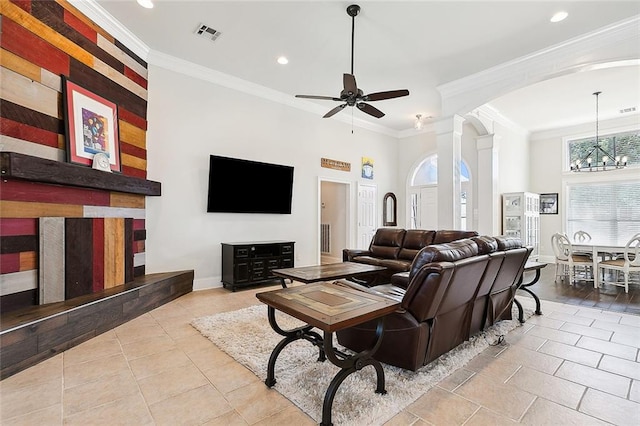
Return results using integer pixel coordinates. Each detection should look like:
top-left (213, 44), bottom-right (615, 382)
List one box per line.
top-left (272, 262), bottom-right (386, 288)
top-left (256, 281), bottom-right (400, 426)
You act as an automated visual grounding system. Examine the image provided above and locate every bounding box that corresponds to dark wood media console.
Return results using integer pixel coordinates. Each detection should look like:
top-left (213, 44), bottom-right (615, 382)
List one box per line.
top-left (221, 241), bottom-right (294, 291)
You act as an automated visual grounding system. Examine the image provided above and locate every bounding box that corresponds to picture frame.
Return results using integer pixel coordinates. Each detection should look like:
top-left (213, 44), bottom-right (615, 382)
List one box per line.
top-left (63, 78), bottom-right (121, 172)
top-left (540, 193), bottom-right (558, 215)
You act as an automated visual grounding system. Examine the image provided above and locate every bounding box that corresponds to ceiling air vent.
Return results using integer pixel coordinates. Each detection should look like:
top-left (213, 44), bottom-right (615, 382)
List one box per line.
top-left (195, 24), bottom-right (222, 42)
top-left (619, 107), bottom-right (637, 114)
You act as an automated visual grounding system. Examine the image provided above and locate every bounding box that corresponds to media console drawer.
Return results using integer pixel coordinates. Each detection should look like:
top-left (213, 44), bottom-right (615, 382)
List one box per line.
top-left (221, 241), bottom-right (295, 291)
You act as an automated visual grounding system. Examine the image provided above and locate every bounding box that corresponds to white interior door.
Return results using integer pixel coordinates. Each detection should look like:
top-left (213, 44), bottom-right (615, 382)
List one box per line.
top-left (357, 183), bottom-right (377, 249)
top-left (420, 186), bottom-right (438, 229)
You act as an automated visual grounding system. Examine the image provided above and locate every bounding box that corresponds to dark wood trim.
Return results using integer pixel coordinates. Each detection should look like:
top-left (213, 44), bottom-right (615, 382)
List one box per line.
top-left (0, 152), bottom-right (161, 196)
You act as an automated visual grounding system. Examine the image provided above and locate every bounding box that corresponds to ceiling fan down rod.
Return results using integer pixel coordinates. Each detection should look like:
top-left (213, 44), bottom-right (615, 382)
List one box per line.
top-left (347, 4), bottom-right (360, 76)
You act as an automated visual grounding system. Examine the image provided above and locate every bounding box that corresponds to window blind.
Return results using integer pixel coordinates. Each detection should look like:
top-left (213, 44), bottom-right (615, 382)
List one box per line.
top-left (566, 180), bottom-right (640, 244)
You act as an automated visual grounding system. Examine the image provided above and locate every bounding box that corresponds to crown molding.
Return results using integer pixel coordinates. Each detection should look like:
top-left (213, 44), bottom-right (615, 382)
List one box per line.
top-left (437, 15), bottom-right (640, 117)
top-left (68, 0), bottom-right (150, 61)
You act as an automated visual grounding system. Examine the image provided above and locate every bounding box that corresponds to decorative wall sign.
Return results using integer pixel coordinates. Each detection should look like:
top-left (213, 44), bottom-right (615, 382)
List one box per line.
top-left (540, 193), bottom-right (558, 214)
top-left (63, 78), bottom-right (121, 172)
top-left (321, 158), bottom-right (351, 172)
top-left (362, 157), bottom-right (374, 179)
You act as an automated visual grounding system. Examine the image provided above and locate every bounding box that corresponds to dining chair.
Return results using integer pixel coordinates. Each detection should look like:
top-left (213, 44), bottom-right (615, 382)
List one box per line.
top-left (597, 233), bottom-right (640, 293)
top-left (551, 232), bottom-right (593, 284)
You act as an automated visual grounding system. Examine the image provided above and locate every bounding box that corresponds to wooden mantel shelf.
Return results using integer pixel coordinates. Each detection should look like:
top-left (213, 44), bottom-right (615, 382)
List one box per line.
top-left (0, 152), bottom-right (161, 196)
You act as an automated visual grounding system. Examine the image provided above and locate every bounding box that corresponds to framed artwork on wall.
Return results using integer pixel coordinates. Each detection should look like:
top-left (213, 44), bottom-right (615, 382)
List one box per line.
top-left (540, 193), bottom-right (558, 214)
top-left (361, 157), bottom-right (374, 180)
top-left (63, 78), bottom-right (121, 172)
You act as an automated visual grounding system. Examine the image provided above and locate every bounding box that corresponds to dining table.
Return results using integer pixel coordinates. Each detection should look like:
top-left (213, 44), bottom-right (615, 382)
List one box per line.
top-left (571, 239), bottom-right (627, 288)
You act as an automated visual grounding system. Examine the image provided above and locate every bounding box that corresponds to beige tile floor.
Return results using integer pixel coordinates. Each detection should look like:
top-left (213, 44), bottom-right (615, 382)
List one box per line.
top-left (1, 284), bottom-right (639, 425)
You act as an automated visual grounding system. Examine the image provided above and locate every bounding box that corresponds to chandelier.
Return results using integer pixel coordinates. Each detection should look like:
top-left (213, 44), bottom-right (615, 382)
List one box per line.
top-left (570, 91), bottom-right (627, 172)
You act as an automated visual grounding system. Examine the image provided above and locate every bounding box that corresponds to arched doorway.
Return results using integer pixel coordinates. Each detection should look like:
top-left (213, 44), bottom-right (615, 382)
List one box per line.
top-left (407, 154), bottom-right (472, 230)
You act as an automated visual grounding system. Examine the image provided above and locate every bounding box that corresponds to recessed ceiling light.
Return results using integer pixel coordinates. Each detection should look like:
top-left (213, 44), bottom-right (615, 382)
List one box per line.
top-left (550, 11), bottom-right (568, 23)
top-left (137, 0), bottom-right (154, 9)
top-left (277, 56), bottom-right (289, 65)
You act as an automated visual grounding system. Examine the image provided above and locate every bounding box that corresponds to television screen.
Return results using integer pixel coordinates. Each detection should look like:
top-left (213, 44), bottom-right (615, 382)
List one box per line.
top-left (207, 155), bottom-right (294, 214)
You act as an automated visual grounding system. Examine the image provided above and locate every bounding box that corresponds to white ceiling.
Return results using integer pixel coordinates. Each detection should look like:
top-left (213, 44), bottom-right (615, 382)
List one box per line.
top-left (94, 0), bottom-right (640, 133)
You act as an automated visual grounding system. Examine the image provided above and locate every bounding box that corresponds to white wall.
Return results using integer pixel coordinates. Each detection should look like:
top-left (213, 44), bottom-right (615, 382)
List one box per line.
top-left (530, 114), bottom-right (639, 261)
top-left (144, 65), bottom-right (399, 289)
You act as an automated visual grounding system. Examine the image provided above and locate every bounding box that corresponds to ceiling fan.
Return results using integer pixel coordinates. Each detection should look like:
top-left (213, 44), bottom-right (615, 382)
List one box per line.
top-left (295, 4), bottom-right (409, 119)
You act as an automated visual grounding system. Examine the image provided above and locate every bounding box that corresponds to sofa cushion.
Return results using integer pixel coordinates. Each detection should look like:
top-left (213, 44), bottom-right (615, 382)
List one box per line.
top-left (398, 230), bottom-right (436, 260)
top-left (370, 228), bottom-right (406, 259)
top-left (433, 230), bottom-right (479, 244)
top-left (494, 235), bottom-right (523, 251)
top-left (471, 236), bottom-right (498, 255)
top-left (377, 258), bottom-right (412, 273)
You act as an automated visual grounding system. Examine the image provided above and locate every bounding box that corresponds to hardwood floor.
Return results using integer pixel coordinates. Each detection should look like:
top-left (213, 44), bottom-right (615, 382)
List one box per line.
top-left (519, 265), bottom-right (640, 316)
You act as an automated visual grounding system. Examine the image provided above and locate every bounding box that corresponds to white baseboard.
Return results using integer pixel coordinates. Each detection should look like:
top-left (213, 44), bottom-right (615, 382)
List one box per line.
top-left (193, 276), bottom-right (223, 291)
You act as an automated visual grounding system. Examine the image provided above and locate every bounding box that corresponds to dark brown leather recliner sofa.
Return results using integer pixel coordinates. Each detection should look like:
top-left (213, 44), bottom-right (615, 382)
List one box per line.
top-left (336, 235), bottom-right (531, 371)
top-left (342, 228), bottom-right (479, 283)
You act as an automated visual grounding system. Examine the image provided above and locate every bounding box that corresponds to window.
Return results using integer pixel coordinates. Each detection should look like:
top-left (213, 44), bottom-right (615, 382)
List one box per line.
top-left (411, 155), bottom-right (470, 186)
top-left (568, 130), bottom-right (640, 169)
top-left (566, 180), bottom-right (640, 244)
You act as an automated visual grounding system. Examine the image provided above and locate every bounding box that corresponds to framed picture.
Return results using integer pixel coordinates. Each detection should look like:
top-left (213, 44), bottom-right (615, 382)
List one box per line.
top-left (540, 193), bottom-right (558, 214)
top-left (361, 157), bottom-right (374, 180)
top-left (63, 78), bottom-right (121, 172)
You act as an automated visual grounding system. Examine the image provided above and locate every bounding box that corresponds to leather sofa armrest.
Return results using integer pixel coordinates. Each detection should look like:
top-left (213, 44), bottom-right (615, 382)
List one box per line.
top-left (343, 248), bottom-right (371, 261)
top-left (390, 272), bottom-right (410, 289)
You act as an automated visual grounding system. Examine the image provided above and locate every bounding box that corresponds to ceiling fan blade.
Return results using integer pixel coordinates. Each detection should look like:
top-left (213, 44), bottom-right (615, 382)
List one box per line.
top-left (357, 102), bottom-right (385, 118)
top-left (295, 95), bottom-right (342, 101)
top-left (343, 73), bottom-right (358, 95)
top-left (364, 89), bottom-right (410, 102)
top-left (323, 104), bottom-right (347, 118)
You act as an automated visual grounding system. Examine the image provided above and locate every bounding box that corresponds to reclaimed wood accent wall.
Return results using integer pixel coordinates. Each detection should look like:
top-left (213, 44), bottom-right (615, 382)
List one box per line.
top-left (0, 0), bottom-right (149, 312)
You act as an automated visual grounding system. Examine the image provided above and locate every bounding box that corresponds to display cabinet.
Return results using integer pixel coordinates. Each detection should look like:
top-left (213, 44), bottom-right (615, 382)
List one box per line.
top-left (502, 192), bottom-right (540, 259)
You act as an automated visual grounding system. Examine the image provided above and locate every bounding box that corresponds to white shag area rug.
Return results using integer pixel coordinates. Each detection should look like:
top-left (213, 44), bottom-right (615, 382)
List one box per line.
top-left (192, 304), bottom-right (530, 425)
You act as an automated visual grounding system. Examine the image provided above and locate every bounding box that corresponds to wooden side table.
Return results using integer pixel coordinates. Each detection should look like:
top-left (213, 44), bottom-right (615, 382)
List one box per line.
top-left (256, 281), bottom-right (399, 426)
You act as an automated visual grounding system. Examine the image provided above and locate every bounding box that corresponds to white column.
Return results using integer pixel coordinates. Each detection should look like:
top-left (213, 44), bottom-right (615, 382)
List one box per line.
top-left (435, 115), bottom-right (464, 229)
top-left (476, 134), bottom-right (501, 236)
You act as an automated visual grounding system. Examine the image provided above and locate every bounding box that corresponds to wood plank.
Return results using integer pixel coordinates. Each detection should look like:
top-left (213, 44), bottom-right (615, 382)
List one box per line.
top-left (0, 152), bottom-right (161, 196)
top-left (65, 218), bottom-right (93, 299)
top-left (55, 0), bottom-right (114, 43)
top-left (114, 218), bottom-right (125, 286)
top-left (134, 252), bottom-right (145, 268)
top-left (0, 15), bottom-right (70, 76)
top-left (83, 206), bottom-right (145, 219)
top-left (133, 219), bottom-right (145, 231)
top-left (1, 253), bottom-right (20, 274)
top-left (133, 230), bottom-right (146, 241)
top-left (0, 218), bottom-right (37, 236)
top-left (117, 107), bottom-right (147, 131)
top-left (0, 200), bottom-right (83, 218)
top-left (62, 6), bottom-right (97, 43)
top-left (0, 270), bottom-right (37, 296)
top-left (0, 135), bottom-right (65, 162)
top-left (114, 38), bottom-right (147, 68)
top-left (39, 217), bottom-right (65, 303)
top-left (19, 251), bottom-right (37, 271)
top-left (125, 218), bottom-right (133, 283)
top-left (40, 68), bottom-right (62, 92)
top-left (0, 118), bottom-right (60, 148)
top-left (124, 66), bottom-right (147, 89)
top-left (0, 179), bottom-right (111, 206)
top-left (0, 1), bottom-right (93, 68)
top-left (103, 218), bottom-right (117, 289)
top-left (69, 58), bottom-right (147, 119)
top-left (31, 2), bottom-right (123, 73)
top-left (96, 34), bottom-right (148, 79)
top-left (118, 120), bottom-right (146, 149)
top-left (110, 192), bottom-right (145, 209)
top-left (93, 57), bottom-right (147, 100)
top-left (121, 165), bottom-right (146, 179)
top-left (0, 48), bottom-right (41, 82)
top-left (0, 68), bottom-right (60, 118)
top-left (1, 235), bottom-right (38, 254)
top-left (133, 240), bottom-right (145, 254)
top-left (121, 152), bottom-right (147, 171)
top-left (0, 289), bottom-right (37, 314)
top-left (120, 142), bottom-right (147, 160)
top-left (92, 218), bottom-right (104, 293)
top-left (0, 100), bottom-right (63, 134)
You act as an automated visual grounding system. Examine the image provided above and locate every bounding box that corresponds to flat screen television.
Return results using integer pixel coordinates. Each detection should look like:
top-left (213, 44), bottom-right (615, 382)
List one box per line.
top-left (207, 155), bottom-right (294, 214)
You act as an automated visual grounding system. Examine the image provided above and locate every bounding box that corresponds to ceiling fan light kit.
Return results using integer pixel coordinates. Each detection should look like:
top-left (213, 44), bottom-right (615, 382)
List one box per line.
top-left (295, 4), bottom-right (409, 119)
